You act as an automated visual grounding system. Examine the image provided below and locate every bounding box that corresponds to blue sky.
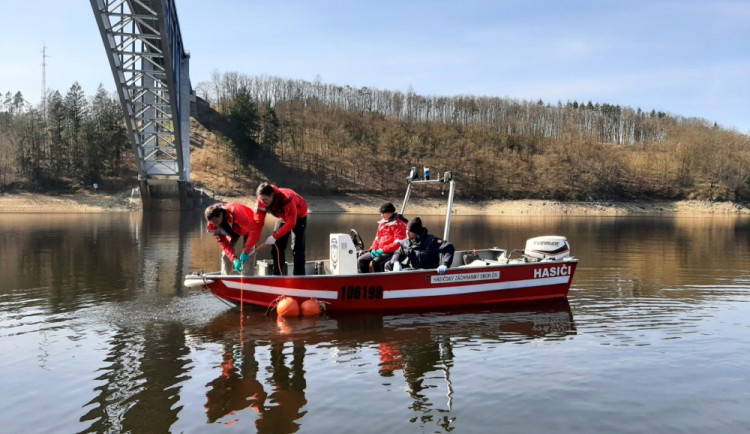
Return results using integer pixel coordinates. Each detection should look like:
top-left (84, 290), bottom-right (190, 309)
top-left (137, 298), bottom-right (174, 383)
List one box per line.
top-left (1, 0), bottom-right (748, 133)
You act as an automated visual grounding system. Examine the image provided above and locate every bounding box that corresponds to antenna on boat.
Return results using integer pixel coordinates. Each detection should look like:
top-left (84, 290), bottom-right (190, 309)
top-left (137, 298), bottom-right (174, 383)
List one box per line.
top-left (400, 168), bottom-right (455, 242)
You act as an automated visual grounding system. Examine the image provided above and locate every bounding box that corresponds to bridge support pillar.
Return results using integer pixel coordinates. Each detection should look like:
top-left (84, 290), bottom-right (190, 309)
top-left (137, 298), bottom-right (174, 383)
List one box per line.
top-left (139, 179), bottom-right (204, 211)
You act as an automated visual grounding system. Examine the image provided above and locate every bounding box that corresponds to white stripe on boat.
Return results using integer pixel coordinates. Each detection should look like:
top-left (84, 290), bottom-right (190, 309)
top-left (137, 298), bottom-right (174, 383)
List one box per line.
top-left (222, 281), bottom-right (339, 299)
top-left (384, 276), bottom-right (570, 299)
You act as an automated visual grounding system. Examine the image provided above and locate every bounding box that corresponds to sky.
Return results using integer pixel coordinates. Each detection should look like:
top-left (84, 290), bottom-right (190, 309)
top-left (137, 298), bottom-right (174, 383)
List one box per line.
top-left (1, 0), bottom-right (749, 133)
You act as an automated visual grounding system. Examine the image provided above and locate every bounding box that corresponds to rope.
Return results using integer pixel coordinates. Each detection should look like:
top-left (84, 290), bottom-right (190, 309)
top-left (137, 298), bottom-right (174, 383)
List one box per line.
top-left (266, 295), bottom-right (283, 316)
top-left (211, 291), bottom-right (240, 310)
top-left (259, 240), bottom-right (283, 275)
top-left (239, 262), bottom-right (245, 348)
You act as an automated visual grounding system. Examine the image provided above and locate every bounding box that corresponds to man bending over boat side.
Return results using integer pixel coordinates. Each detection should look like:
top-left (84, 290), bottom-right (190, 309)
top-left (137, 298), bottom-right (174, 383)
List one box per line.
top-left (358, 202), bottom-right (408, 273)
top-left (385, 217), bottom-right (455, 274)
top-left (255, 183), bottom-right (309, 275)
top-left (205, 202), bottom-right (263, 276)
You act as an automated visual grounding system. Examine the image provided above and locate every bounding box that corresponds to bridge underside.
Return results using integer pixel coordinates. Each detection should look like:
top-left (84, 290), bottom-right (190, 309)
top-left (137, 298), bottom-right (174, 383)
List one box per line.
top-left (91, 0), bottom-right (197, 210)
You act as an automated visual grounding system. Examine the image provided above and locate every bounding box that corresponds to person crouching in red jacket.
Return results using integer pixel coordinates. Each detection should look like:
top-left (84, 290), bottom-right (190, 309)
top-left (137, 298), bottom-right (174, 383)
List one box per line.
top-left (255, 183), bottom-right (309, 275)
top-left (205, 202), bottom-right (262, 276)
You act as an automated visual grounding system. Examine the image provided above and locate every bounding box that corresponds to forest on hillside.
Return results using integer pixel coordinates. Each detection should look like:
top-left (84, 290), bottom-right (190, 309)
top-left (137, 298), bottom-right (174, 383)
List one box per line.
top-left (193, 72), bottom-right (750, 201)
top-left (0, 84), bottom-right (133, 191)
top-left (2, 72), bottom-right (749, 201)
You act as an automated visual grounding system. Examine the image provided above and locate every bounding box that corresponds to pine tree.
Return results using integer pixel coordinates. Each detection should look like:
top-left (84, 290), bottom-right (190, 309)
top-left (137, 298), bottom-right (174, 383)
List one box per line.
top-left (228, 86), bottom-right (261, 161)
top-left (63, 82), bottom-right (88, 179)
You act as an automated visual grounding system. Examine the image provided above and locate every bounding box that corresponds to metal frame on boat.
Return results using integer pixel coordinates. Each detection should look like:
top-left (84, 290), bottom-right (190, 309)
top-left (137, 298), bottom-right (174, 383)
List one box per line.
top-left (184, 168), bottom-right (578, 312)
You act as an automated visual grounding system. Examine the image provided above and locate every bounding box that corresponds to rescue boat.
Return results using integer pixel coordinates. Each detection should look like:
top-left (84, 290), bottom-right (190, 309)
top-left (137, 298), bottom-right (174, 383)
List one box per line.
top-left (184, 168), bottom-right (579, 313)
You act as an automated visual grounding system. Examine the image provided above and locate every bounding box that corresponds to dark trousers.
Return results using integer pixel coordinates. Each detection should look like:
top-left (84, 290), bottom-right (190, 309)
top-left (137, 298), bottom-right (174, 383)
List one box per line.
top-left (357, 251), bottom-right (393, 273)
top-left (272, 216), bottom-right (307, 275)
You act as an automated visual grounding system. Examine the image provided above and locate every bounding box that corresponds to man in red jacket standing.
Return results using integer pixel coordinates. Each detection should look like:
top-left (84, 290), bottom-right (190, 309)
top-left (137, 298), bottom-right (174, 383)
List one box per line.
top-left (205, 202), bottom-right (263, 275)
top-left (255, 182), bottom-right (309, 275)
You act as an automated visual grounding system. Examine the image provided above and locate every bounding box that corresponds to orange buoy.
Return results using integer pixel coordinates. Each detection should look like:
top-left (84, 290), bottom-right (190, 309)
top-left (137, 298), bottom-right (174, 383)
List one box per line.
top-left (276, 296), bottom-right (300, 317)
top-left (300, 298), bottom-right (322, 316)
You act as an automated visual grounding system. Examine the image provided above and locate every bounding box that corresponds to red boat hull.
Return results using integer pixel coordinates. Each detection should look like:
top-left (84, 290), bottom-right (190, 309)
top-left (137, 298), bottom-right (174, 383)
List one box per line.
top-left (187, 260), bottom-right (578, 312)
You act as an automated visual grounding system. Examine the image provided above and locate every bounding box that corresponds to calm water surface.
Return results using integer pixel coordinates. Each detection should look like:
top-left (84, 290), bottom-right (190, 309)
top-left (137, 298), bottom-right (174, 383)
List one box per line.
top-left (1, 212), bottom-right (749, 433)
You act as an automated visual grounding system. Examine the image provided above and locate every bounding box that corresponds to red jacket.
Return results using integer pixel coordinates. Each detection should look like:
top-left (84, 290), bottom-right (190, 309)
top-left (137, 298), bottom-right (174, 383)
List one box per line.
top-left (369, 215), bottom-right (407, 254)
top-left (255, 185), bottom-right (309, 240)
top-left (206, 203), bottom-right (262, 261)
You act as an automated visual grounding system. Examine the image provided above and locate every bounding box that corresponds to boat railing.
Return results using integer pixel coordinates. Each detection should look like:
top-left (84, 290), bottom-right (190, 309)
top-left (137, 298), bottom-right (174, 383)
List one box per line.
top-left (400, 168), bottom-right (455, 241)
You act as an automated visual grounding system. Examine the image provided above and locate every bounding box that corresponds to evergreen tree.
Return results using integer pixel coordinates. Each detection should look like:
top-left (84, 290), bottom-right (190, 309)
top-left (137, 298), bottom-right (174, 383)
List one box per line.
top-left (63, 82), bottom-right (88, 179)
top-left (90, 85), bottom-right (127, 175)
top-left (11, 91), bottom-right (25, 114)
top-left (47, 91), bottom-right (67, 176)
top-left (2, 92), bottom-right (12, 112)
top-left (24, 109), bottom-right (47, 183)
top-left (260, 103), bottom-right (280, 150)
top-left (228, 86), bottom-right (260, 160)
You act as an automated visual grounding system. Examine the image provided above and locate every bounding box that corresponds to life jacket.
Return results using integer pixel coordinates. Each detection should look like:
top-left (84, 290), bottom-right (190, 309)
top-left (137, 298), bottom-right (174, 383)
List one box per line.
top-left (206, 202), bottom-right (262, 258)
top-left (370, 214), bottom-right (408, 254)
top-left (255, 185), bottom-right (308, 240)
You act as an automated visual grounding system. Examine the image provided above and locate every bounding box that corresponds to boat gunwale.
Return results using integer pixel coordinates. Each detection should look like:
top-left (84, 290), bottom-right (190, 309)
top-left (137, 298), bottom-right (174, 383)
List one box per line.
top-left (186, 257), bottom-right (579, 282)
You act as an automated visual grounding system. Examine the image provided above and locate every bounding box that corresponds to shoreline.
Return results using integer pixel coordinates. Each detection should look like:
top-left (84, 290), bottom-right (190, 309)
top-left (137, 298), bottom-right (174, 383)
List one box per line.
top-left (1, 192), bottom-right (749, 215)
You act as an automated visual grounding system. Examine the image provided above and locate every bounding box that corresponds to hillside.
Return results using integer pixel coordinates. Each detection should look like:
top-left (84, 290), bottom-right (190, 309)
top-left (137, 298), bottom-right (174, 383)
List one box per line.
top-left (2, 110), bottom-right (747, 215)
top-left (188, 91), bottom-right (750, 204)
top-left (190, 101), bottom-right (348, 197)
top-left (1, 74), bottom-right (748, 204)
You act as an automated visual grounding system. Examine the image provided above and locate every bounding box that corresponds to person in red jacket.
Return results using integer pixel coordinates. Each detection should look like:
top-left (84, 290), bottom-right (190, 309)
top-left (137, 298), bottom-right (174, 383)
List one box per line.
top-left (358, 202), bottom-right (408, 273)
top-left (255, 183), bottom-right (309, 275)
top-left (205, 202), bottom-right (263, 275)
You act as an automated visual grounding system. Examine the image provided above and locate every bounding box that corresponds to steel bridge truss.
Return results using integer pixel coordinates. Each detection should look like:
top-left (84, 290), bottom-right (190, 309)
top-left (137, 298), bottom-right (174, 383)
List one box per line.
top-left (91, 0), bottom-right (191, 183)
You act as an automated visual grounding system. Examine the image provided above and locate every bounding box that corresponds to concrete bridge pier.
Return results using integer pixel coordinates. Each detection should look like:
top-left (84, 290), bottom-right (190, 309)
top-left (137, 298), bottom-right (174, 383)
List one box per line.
top-left (139, 179), bottom-right (206, 211)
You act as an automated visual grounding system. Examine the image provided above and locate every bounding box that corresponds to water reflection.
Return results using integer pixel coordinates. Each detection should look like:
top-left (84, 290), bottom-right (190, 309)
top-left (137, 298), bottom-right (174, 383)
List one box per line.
top-left (1, 212), bottom-right (749, 433)
top-left (192, 300), bottom-right (575, 429)
top-left (0, 211), bottom-right (201, 305)
top-left (78, 323), bottom-right (190, 433)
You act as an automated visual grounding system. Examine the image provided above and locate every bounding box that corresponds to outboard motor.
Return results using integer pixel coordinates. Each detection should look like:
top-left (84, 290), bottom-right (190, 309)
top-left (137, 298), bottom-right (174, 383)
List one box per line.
top-left (524, 236), bottom-right (570, 261)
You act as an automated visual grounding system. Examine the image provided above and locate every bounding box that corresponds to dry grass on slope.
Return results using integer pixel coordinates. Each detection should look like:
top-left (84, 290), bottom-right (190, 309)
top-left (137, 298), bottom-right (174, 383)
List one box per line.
top-left (189, 118), bottom-right (258, 197)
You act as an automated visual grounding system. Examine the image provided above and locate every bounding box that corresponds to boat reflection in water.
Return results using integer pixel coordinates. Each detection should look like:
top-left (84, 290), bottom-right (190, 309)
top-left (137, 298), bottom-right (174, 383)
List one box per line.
top-left (194, 299), bottom-right (575, 429)
top-left (203, 334), bottom-right (308, 431)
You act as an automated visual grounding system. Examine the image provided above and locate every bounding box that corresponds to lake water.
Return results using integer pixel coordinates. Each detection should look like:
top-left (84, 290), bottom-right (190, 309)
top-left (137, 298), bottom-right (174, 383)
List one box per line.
top-left (1, 211), bottom-right (749, 433)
